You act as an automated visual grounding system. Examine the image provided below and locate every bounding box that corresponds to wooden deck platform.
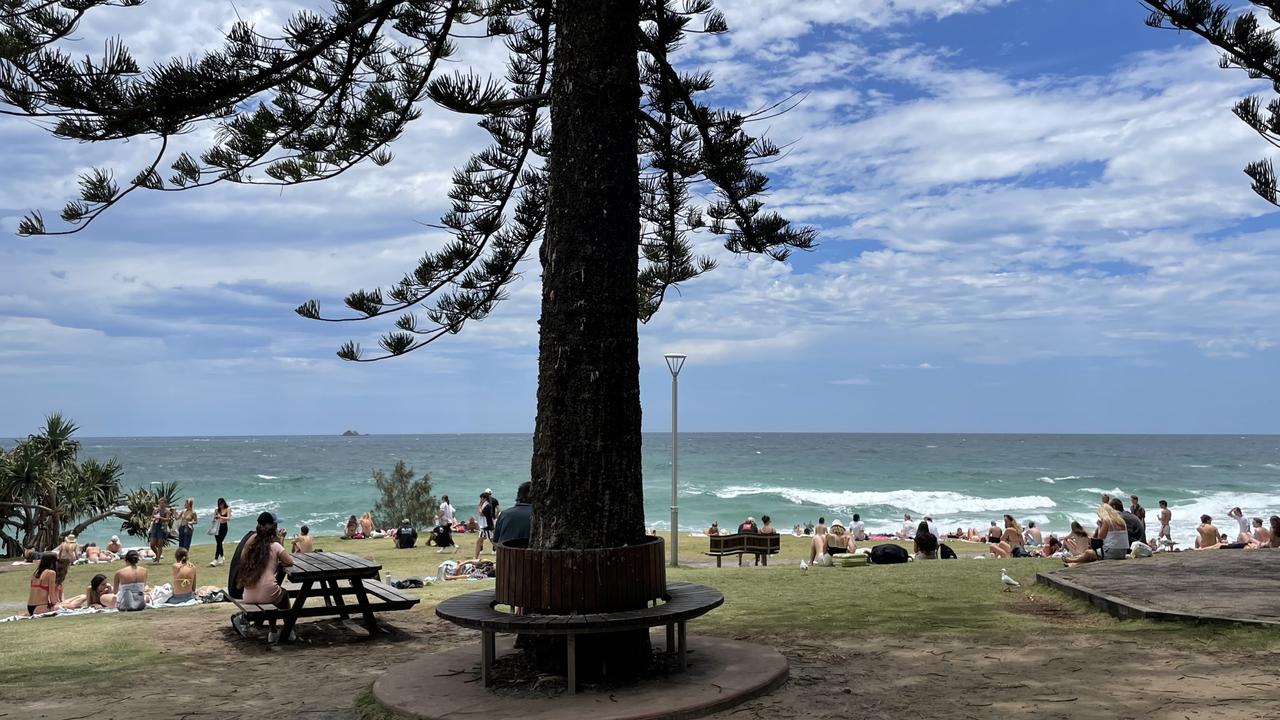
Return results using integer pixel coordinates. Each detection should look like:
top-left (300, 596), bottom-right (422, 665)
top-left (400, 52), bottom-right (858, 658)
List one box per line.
top-left (1037, 550), bottom-right (1280, 627)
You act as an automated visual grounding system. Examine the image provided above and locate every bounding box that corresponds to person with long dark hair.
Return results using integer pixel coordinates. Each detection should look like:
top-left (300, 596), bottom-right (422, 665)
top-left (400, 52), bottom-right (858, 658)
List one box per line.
top-left (59, 573), bottom-right (116, 610)
top-left (27, 553), bottom-right (60, 615)
top-left (114, 550), bottom-right (148, 611)
top-left (913, 521), bottom-right (939, 560)
top-left (236, 517), bottom-right (293, 610)
top-left (211, 498), bottom-right (231, 567)
top-left (148, 497), bottom-right (173, 563)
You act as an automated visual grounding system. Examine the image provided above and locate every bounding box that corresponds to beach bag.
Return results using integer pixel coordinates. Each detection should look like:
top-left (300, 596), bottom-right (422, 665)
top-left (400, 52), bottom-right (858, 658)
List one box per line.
top-left (869, 544), bottom-right (910, 565)
top-left (939, 543), bottom-right (957, 560)
top-left (207, 517), bottom-right (218, 536)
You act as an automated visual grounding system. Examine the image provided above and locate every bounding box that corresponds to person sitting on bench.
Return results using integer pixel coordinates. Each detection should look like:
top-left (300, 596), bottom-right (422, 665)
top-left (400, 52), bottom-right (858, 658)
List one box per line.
top-left (234, 514), bottom-right (293, 608)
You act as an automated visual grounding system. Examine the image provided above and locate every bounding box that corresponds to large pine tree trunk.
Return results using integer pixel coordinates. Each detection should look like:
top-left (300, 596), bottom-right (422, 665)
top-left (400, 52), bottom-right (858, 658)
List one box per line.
top-left (526, 0), bottom-right (649, 679)
top-left (530, 0), bottom-right (645, 552)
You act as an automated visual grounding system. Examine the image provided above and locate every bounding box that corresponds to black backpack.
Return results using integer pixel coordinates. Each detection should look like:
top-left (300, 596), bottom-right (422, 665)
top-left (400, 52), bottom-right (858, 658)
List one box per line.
top-left (939, 543), bottom-right (957, 560)
top-left (869, 543), bottom-right (910, 565)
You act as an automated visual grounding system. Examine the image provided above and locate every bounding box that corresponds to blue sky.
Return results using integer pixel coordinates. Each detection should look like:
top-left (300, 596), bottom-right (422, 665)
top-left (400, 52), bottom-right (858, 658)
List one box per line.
top-left (2, 0), bottom-right (1278, 436)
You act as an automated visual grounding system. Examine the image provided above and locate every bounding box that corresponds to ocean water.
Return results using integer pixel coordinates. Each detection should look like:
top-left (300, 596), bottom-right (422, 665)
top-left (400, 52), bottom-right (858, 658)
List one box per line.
top-left (69, 433), bottom-right (1280, 548)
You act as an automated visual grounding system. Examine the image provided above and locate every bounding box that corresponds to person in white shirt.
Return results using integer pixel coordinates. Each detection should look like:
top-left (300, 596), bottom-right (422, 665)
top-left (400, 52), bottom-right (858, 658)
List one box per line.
top-left (849, 513), bottom-right (867, 541)
top-left (1228, 507), bottom-right (1252, 543)
top-left (438, 495), bottom-right (456, 527)
top-left (896, 513), bottom-right (915, 540)
top-left (924, 515), bottom-right (939, 539)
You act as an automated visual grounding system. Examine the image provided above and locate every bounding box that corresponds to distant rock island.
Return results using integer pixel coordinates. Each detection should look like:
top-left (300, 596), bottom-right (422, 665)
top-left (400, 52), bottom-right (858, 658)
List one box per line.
top-left (341, 430), bottom-right (364, 436)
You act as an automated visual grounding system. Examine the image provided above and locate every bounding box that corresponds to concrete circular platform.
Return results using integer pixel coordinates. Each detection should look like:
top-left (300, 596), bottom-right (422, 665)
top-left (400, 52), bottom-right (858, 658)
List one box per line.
top-left (372, 634), bottom-right (789, 720)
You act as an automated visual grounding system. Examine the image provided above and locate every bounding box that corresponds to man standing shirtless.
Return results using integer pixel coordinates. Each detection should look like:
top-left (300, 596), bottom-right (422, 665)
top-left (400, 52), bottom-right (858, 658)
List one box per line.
top-left (1157, 500), bottom-right (1172, 544)
top-left (1196, 515), bottom-right (1222, 549)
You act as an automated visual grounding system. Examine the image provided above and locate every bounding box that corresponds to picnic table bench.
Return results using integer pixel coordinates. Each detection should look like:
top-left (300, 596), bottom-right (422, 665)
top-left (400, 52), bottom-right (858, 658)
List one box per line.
top-left (704, 532), bottom-right (781, 567)
top-left (435, 580), bottom-right (723, 695)
top-left (230, 550), bottom-right (419, 643)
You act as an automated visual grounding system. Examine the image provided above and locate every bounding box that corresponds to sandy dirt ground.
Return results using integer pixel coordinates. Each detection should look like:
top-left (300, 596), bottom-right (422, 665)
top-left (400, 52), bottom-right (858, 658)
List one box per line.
top-left (2, 602), bottom-right (1277, 720)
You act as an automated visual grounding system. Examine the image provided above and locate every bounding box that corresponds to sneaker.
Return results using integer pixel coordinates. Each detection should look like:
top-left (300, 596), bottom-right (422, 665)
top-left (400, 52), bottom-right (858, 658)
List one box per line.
top-left (209, 560), bottom-right (218, 567)
top-left (231, 612), bottom-right (249, 638)
top-left (436, 548), bottom-right (445, 554)
top-left (267, 629), bottom-right (278, 643)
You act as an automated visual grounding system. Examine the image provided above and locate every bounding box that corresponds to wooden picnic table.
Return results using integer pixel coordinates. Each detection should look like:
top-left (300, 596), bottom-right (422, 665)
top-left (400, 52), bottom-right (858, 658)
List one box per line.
top-left (231, 550), bottom-right (419, 644)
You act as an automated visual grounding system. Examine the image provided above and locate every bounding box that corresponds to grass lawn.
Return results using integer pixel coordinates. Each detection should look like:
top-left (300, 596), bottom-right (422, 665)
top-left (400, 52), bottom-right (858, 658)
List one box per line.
top-left (2, 531), bottom-right (1276, 694)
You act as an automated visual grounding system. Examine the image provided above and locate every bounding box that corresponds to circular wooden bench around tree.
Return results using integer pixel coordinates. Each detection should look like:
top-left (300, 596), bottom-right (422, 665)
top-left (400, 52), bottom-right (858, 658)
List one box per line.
top-left (436, 581), bottom-right (724, 695)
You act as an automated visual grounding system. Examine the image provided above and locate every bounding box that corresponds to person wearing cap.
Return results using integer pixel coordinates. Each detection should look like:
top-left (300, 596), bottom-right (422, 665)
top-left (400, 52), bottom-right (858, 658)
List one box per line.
top-left (737, 517), bottom-right (758, 534)
top-left (395, 518), bottom-right (419, 549)
top-left (809, 518), bottom-right (853, 563)
top-left (233, 514), bottom-right (294, 639)
top-left (475, 490), bottom-right (499, 556)
top-left (56, 533), bottom-right (80, 585)
top-left (228, 511), bottom-right (279, 600)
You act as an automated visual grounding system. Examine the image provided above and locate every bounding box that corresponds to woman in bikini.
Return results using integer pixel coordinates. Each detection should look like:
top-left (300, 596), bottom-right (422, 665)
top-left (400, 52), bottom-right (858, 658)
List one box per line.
top-left (176, 497), bottom-right (198, 551)
top-left (114, 550), bottom-right (149, 611)
top-left (167, 548), bottom-right (198, 604)
top-left (27, 553), bottom-right (61, 615)
top-left (989, 515), bottom-right (1026, 558)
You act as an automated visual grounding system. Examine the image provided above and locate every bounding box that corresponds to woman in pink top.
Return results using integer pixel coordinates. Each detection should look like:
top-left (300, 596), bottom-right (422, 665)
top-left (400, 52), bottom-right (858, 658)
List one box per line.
top-left (236, 517), bottom-right (294, 608)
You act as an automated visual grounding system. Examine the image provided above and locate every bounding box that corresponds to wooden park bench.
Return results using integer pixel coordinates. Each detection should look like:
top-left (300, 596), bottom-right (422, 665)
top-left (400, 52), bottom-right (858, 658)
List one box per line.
top-left (704, 532), bottom-right (781, 567)
top-left (435, 580), bottom-right (723, 695)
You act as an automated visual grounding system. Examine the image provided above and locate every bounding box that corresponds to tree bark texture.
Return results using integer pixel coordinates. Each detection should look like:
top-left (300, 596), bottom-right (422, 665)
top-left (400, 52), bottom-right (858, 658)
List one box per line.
top-left (530, 0), bottom-right (645, 552)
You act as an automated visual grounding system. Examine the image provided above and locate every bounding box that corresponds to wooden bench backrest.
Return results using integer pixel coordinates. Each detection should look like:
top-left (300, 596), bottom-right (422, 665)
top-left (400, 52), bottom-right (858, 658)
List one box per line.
top-left (708, 533), bottom-right (780, 553)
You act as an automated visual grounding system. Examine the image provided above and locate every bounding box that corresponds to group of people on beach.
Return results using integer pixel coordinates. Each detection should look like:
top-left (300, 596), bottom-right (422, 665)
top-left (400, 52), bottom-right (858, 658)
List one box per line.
top-left (340, 489), bottom-right (504, 558)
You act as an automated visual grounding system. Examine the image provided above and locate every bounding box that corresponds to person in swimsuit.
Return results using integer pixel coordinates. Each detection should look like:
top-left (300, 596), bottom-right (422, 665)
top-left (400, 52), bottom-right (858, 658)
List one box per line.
top-left (176, 497), bottom-right (198, 551)
top-left (27, 553), bottom-right (61, 615)
top-left (986, 521), bottom-right (1002, 543)
top-left (1062, 521), bottom-right (1092, 558)
top-left (107, 535), bottom-right (123, 555)
top-left (989, 515), bottom-right (1025, 558)
top-left (114, 550), bottom-right (150, 611)
top-left (759, 515), bottom-right (775, 534)
top-left (1196, 515), bottom-right (1222, 549)
top-left (291, 525), bottom-right (315, 553)
top-left (1269, 516), bottom-right (1280, 549)
top-left (344, 514), bottom-right (363, 539)
top-left (149, 498), bottom-right (173, 563)
top-left (360, 512), bottom-right (381, 537)
top-left (211, 498), bottom-right (232, 567)
top-left (809, 519), bottom-right (853, 562)
top-left (167, 548), bottom-right (198, 603)
top-left (1157, 500), bottom-right (1172, 544)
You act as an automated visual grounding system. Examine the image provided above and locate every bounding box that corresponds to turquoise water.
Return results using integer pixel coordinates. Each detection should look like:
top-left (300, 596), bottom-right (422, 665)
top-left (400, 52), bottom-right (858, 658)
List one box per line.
top-left (70, 433), bottom-right (1280, 547)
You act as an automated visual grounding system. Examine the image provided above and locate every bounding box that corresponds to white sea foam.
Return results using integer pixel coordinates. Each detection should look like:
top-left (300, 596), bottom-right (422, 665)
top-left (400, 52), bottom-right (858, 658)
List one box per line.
top-left (1264, 463), bottom-right (1279, 470)
top-left (255, 474), bottom-right (280, 480)
top-left (1184, 464), bottom-right (1211, 468)
top-left (1079, 487), bottom-right (1126, 496)
top-left (1037, 477), bottom-right (1055, 484)
top-left (712, 485), bottom-right (1056, 513)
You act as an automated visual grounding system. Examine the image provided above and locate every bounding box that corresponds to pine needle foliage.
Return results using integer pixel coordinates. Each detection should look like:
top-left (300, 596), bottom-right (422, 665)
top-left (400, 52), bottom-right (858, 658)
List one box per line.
top-left (2, 0), bottom-right (815, 359)
top-left (1143, 1), bottom-right (1280, 204)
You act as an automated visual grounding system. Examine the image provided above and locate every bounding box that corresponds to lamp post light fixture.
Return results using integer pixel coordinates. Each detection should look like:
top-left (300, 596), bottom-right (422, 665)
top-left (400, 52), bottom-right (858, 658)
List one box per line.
top-left (664, 352), bottom-right (686, 568)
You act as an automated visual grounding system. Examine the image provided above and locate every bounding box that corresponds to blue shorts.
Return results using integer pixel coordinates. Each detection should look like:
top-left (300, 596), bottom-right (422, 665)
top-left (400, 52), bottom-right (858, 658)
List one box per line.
top-left (149, 523), bottom-right (168, 541)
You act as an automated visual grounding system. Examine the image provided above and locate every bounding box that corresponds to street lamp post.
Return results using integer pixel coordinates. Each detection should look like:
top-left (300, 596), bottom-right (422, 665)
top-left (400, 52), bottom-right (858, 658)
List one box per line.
top-left (664, 352), bottom-right (686, 568)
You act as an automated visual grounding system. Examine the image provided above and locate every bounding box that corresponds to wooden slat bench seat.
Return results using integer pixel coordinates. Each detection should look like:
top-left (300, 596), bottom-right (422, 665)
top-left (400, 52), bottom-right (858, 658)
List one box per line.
top-left (703, 533), bottom-right (781, 567)
top-left (436, 581), bottom-right (723, 695)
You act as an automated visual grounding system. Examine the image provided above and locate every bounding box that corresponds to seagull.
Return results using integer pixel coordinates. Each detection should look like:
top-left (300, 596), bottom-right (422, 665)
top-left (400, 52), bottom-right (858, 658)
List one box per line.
top-left (799, 559), bottom-right (809, 571)
top-left (1001, 568), bottom-right (1020, 592)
